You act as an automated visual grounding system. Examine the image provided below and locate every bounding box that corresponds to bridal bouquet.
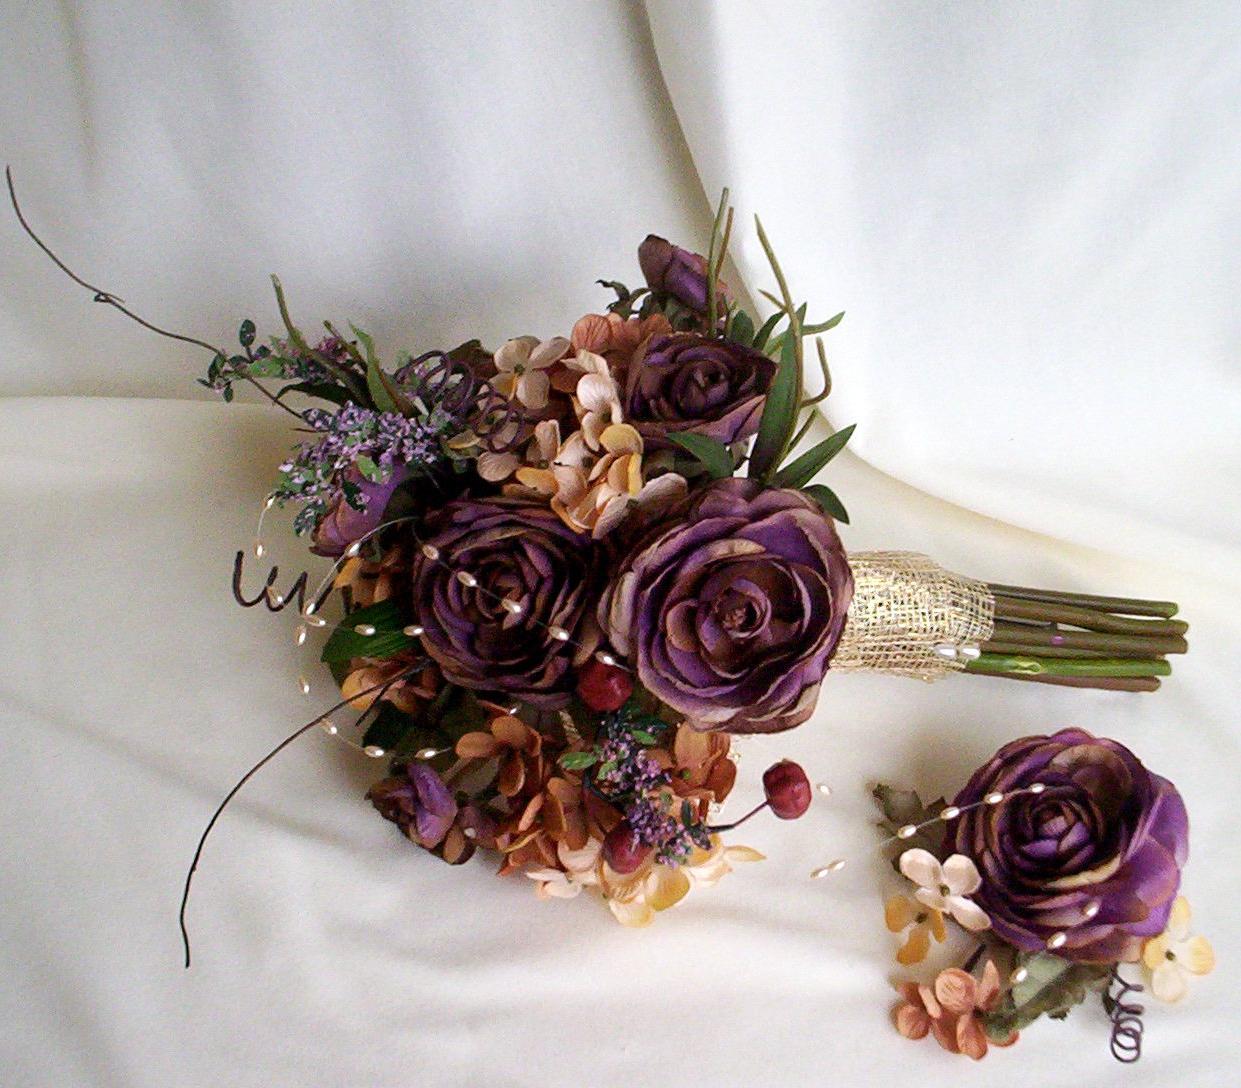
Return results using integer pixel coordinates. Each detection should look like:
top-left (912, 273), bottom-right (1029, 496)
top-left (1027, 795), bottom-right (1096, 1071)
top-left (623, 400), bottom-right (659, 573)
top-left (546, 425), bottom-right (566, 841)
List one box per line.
top-left (7, 176), bottom-right (1191, 956)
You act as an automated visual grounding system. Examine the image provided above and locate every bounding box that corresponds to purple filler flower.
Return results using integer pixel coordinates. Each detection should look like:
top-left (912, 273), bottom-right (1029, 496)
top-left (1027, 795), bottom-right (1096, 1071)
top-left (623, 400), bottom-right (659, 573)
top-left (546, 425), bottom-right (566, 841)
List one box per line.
top-left (601, 478), bottom-right (853, 734)
top-left (367, 763), bottom-right (458, 849)
top-left (625, 333), bottom-right (776, 450)
top-left (946, 729), bottom-right (1188, 964)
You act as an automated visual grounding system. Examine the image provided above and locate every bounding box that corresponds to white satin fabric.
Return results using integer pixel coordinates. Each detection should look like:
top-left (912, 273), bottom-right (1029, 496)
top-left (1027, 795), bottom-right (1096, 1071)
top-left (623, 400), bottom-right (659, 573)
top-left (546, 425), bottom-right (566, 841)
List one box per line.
top-left (2, 4), bottom-right (1240, 1087)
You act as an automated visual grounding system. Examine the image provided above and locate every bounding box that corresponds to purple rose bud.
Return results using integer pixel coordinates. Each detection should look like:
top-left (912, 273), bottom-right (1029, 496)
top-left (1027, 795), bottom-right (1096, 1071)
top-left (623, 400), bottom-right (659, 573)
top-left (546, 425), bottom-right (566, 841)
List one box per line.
top-left (311, 465), bottom-right (410, 557)
top-left (762, 760), bottom-right (812, 819)
top-left (600, 478), bottom-right (853, 734)
top-left (947, 728), bottom-right (1189, 963)
top-left (638, 235), bottom-right (729, 315)
top-left (626, 332), bottom-right (776, 450)
top-left (367, 762), bottom-right (458, 849)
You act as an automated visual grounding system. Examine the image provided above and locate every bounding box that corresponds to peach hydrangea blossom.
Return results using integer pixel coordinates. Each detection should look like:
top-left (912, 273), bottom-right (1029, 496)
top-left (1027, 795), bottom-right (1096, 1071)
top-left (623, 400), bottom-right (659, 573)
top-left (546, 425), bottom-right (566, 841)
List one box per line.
top-left (894, 960), bottom-right (1017, 1060)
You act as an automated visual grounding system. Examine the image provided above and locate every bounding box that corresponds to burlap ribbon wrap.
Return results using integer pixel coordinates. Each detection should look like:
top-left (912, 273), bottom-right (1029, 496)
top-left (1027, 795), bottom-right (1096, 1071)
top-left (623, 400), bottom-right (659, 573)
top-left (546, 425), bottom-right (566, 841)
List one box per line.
top-left (832, 552), bottom-right (996, 680)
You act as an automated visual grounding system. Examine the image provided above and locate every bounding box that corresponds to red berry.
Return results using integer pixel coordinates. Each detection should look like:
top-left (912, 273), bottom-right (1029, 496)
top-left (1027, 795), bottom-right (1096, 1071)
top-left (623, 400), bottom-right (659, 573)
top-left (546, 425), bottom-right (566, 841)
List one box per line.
top-left (575, 656), bottom-right (633, 712)
top-left (762, 760), bottom-right (812, 820)
top-left (603, 822), bottom-right (650, 874)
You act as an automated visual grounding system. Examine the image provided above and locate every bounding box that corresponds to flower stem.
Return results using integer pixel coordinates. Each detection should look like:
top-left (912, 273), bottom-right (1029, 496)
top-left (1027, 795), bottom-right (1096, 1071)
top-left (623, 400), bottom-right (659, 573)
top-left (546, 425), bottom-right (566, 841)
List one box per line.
top-left (707, 800), bottom-right (769, 833)
top-left (966, 653), bottom-right (1172, 679)
top-left (987, 583), bottom-right (1178, 620)
top-left (986, 620), bottom-right (1188, 658)
top-left (992, 596), bottom-right (1187, 638)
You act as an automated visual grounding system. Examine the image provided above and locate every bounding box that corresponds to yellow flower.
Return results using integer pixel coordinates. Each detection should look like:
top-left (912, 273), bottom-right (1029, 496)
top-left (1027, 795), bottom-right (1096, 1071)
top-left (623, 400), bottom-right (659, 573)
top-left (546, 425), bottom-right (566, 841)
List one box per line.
top-left (1141, 896), bottom-right (1214, 1003)
top-left (601, 838), bottom-right (764, 928)
top-left (885, 893), bottom-right (948, 965)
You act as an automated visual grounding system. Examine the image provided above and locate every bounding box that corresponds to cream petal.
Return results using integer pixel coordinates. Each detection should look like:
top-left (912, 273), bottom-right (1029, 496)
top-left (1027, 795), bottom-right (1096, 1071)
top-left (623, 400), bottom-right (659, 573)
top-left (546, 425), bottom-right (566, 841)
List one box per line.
top-left (1167, 895), bottom-right (1192, 941)
top-left (724, 845), bottom-right (764, 864)
top-left (941, 853), bottom-right (983, 897)
top-left (608, 897), bottom-right (654, 928)
top-left (477, 450), bottom-right (520, 482)
top-left (647, 866), bottom-right (691, 911)
top-left (899, 848), bottom-right (944, 890)
top-left (528, 336), bottom-right (570, 369)
top-left (599, 422), bottom-right (643, 455)
top-left (517, 369), bottom-right (550, 410)
top-left (913, 887), bottom-right (951, 914)
top-left (577, 372), bottom-right (619, 415)
top-left (948, 896), bottom-right (992, 933)
top-left (1149, 962), bottom-right (1189, 1003)
top-left (592, 494), bottom-right (632, 539)
top-left (533, 419), bottom-right (561, 460)
top-left (494, 336), bottom-right (537, 372)
top-left (1178, 935), bottom-right (1215, 976)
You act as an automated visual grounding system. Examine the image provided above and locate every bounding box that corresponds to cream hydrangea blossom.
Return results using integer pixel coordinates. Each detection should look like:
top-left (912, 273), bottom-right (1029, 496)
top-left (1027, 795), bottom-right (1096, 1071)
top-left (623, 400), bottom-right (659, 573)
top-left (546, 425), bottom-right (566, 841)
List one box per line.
top-left (491, 335), bottom-right (570, 411)
top-left (1141, 896), bottom-right (1215, 1002)
top-left (899, 849), bottom-right (991, 932)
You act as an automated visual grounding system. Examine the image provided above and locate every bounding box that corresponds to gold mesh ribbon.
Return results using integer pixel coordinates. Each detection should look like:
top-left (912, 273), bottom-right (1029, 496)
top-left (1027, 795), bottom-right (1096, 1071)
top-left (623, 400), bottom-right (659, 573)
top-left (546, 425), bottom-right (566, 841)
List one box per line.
top-left (832, 552), bottom-right (996, 680)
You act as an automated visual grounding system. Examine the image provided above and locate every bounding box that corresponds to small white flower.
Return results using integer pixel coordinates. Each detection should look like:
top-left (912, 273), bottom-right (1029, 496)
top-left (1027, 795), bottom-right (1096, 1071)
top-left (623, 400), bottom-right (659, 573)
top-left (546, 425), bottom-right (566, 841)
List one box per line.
top-left (1141, 897), bottom-right (1215, 1003)
top-left (898, 848), bottom-right (991, 932)
top-left (492, 335), bottom-right (570, 410)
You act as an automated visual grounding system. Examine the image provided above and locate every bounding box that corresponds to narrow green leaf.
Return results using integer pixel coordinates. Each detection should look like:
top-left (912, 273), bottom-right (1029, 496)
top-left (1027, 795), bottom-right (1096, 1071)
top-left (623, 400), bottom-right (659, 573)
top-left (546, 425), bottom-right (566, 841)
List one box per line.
top-left (355, 454), bottom-right (382, 482)
top-left (803, 484), bottom-right (850, 524)
top-left (630, 729), bottom-right (658, 745)
top-left (726, 309), bottom-right (755, 347)
top-left (747, 329), bottom-right (800, 480)
top-left (764, 303), bottom-right (807, 359)
top-left (351, 323), bottom-right (414, 415)
top-left (278, 380), bottom-right (350, 406)
top-left (803, 310), bottom-right (845, 336)
top-left (321, 600), bottom-right (417, 663)
top-left (668, 431), bottom-right (735, 478)
top-left (751, 311), bottom-right (784, 352)
top-left (772, 423), bottom-right (856, 489)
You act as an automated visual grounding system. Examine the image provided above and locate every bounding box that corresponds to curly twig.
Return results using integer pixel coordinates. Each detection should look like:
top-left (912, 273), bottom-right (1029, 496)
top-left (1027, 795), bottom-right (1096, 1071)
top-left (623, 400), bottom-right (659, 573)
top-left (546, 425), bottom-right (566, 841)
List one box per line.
top-left (6, 166), bottom-right (302, 419)
top-left (1104, 967), bottom-right (1145, 1064)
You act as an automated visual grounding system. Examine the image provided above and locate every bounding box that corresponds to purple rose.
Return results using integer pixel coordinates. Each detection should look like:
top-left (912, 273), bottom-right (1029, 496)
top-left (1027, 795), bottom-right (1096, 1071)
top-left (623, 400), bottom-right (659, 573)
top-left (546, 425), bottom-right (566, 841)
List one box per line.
top-left (947, 729), bottom-right (1188, 963)
top-left (625, 332), bottom-right (776, 449)
top-left (409, 496), bottom-right (595, 706)
top-left (600, 478), bottom-right (853, 733)
top-left (638, 235), bottom-right (729, 314)
top-left (368, 763), bottom-right (457, 848)
top-left (311, 466), bottom-right (410, 557)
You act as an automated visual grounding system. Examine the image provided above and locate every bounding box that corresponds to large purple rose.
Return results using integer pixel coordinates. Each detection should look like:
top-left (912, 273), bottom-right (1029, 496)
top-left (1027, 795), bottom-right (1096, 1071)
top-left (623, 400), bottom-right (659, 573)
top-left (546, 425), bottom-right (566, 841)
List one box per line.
top-left (625, 332), bottom-right (776, 450)
top-left (947, 729), bottom-right (1188, 963)
top-left (637, 235), bottom-right (729, 314)
top-left (600, 478), bottom-right (853, 733)
top-left (409, 496), bottom-right (595, 706)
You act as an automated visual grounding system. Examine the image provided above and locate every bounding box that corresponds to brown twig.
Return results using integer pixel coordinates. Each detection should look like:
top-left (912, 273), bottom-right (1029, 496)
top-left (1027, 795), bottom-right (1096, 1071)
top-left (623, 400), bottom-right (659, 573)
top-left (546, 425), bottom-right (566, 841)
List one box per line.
top-left (6, 165), bottom-right (302, 420)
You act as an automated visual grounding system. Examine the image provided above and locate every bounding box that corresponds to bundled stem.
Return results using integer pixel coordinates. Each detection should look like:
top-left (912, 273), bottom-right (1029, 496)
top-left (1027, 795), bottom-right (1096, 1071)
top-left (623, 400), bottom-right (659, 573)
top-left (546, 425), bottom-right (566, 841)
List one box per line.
top-left (971, 583), bottom-right (1187, 692)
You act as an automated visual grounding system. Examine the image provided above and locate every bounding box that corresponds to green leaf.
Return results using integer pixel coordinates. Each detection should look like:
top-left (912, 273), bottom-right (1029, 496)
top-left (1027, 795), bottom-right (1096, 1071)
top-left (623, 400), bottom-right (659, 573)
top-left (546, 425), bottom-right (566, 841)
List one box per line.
top-left (238, 319), bottom-right (256, 348)
top-left (242, 356), bottom-right (287, 378)
top-left (747, 329), bottom-right (800, 481)
top-left (802, 311), bottom-right (844, 336)
top-left (350, 323), bottom-right (414, 416)
top-left (320, 600), bottom-right (417, 663)
top-left (803, 484), bottom-right (850, 524)
top-left (559, 751), bottom-right (598, 771)
top-left (750, 311), bottom-right (784, 352)
top-left (764, 303), bottom-right (807, 360)
top-left (772, 423), bottom-right (856, 489)
top-left (982, 954), bottom-right (1111, 1041)
top-left (278, 380), bottom-right (351, 406)
top-left (630, 729), bottom-right (659, 745)
top-left (727, 309), bottom-right (755, 347)
top-left (361, 702), bottom-right (419, 752)
top-left (870, 783), bottom-right (946, 865)
top-left (668, 432), bottom-right (735, 478)
top-left (355, 455), bottom-right (382, 482)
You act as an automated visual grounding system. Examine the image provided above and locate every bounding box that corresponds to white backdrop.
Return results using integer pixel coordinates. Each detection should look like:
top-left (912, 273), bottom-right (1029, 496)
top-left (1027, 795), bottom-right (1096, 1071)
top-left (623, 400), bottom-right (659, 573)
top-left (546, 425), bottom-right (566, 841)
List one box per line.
top-left (2, 4), bottom-right (1240, 1087)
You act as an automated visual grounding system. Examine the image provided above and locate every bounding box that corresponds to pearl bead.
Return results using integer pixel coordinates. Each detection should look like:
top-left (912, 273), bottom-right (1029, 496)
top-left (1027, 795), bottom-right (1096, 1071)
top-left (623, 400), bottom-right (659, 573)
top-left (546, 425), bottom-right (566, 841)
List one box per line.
top-left (897, 824), bottom-right (917, 839)
top-left (940, 806), bottom-right (961, 820)
top-left (403, 625), bottom-right (425, 637)
top-left (295, 625), bottom-right (307, 646)
top-left (1010, 966), bottom-right (1029, 984)
top-left (456, 571), bottom-right (478, 588)
top-left (363, 745), bottom-right (386, 758)
top-left (1028, 782), bottom-right (1046, 794)
top-left (354, 624), bottom-right (376, 636)
top-left (501, 598), bottom-right (524, 615)
top-left (344, 540), bottom-right (363, 558)
top-left (549, 626), bottom-right (571, 642)
top-left (421, 544), bottom-right (440, 561)
top-left (320, 722), bottom-right (338, 736)
top-left (985, 791), bottom-right (1005, 805)
top-left (1046, 932), bottom-right (1068, 950)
